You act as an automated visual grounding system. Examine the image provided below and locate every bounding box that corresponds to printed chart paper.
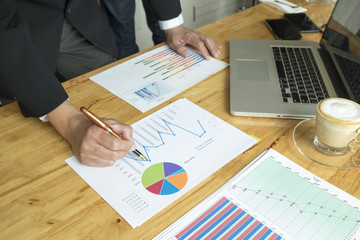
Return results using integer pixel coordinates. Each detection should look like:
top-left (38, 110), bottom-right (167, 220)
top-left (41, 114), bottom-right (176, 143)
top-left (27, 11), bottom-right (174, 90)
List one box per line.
top-left (155, 149), bottom-right (360, 240)
top-left (90, 45), bottom-right (228, 112)
top-left (66, 99), bottom-right (257, 228)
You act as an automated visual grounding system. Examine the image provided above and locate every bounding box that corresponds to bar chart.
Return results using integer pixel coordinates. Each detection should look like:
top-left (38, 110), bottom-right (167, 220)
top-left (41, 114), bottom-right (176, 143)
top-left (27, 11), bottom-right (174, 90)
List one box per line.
top-left (66, 99), bottom-right (257, 228)
top-left (135, 48), bottom-right (205, 81)
top-left (129, 118), bottom-right (206, 162)
top-left (175, 197), bottom-right (282, 240)
top-left (90, 45), bottom-right (228, 112)
top-left (155, 149), bottom-right (360, 240)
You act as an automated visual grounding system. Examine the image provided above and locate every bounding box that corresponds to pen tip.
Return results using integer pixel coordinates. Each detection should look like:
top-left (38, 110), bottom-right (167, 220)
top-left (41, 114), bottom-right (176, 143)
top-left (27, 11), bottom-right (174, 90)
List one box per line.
top-left (140, 155), bottom-right (149, 161)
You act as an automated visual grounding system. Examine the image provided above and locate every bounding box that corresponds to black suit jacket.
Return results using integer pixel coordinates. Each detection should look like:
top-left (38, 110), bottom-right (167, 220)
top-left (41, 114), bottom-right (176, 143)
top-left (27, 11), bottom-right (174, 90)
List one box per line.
top-left (0, 0), bottom-right (181, 118)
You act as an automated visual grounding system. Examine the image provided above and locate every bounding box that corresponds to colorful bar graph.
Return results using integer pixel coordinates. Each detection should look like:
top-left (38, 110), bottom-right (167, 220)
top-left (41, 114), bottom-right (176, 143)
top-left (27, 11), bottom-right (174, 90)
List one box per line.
top-left (155, 149), bottom-right (360, 239)
top-left (90, 45), bottom-right (228, 113)
top-left (175, 197), bottom-right (282, 240)
top-left (136, 48), bottom-right (205, 80)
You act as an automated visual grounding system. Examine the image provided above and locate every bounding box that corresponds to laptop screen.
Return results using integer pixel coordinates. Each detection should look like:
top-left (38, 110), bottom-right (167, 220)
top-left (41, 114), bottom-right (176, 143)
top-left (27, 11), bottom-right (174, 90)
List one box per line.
top-left (321, 0), bottom-right (360, 59)
top-left (320, 0), bottom-right (360, 102)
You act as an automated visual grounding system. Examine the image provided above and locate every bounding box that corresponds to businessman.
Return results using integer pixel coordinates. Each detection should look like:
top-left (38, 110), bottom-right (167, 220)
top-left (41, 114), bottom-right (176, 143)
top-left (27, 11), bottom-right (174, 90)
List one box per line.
top-left (0, 0), bottom-right (221, 167)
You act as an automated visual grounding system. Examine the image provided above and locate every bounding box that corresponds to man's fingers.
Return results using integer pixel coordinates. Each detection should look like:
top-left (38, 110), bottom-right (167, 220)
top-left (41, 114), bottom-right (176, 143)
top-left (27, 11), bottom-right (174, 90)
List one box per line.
top-left (77, 124), bottom-right (135, 165)
top-left (191, 40), bottom-right (211, 60)
top-left (106, 119), bottom-right (134, 140)
top-left (165, 25), bottom-right (222, 60)
top-left (78, 153), bottom-right (116, 167)
top-left (187, 33), bottom-right (220, 59)
top-left (168, 41), bottom-right (188, 58)
top-left (94, 127), bottom-right (135, 153)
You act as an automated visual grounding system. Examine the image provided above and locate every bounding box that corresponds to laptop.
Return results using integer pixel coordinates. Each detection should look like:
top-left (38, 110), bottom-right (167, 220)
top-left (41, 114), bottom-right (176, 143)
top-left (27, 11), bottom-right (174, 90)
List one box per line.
top-left (230, 0), bottom-right (360, 118)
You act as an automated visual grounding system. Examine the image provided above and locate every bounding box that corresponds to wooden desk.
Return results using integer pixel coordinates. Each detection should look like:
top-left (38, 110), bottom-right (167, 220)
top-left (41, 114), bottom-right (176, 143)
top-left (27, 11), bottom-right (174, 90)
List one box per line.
top-left (1, 1), bottom-right (358, 239)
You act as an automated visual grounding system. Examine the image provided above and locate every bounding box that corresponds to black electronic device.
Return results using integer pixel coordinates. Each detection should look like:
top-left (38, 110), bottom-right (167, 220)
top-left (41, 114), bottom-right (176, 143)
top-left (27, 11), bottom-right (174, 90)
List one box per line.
top-left (284, 13), bottom-right (321, 33)
top-left (265, 19), bottom-right (302, 40)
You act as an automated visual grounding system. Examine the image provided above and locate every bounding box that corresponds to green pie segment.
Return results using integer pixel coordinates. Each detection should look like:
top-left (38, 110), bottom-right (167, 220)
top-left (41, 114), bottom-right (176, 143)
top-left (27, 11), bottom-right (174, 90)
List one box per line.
top-left (141, 162), bottom-right (188, 195)
top-left (142, 163), bottom-right (165, 188)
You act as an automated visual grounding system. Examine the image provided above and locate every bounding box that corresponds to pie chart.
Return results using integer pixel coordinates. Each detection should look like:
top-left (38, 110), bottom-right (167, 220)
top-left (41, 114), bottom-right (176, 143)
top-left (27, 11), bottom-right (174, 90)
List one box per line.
top-left (141, 162), bottom-right (188, 195)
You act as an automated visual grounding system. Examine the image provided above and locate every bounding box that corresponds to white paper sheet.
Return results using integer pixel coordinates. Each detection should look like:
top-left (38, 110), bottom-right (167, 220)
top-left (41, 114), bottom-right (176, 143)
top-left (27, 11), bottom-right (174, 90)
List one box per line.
top-left (66, 99), bottom-right (257, 228)
top-left (155, 149), bottom-right (360, 240)
top-left (90, 45), bottom-right (228, 112)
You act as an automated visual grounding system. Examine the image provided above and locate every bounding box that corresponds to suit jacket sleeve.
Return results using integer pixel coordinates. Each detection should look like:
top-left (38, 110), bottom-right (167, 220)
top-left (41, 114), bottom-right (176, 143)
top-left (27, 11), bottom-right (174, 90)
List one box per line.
top-left (0, 0), bottom-right (68, 118)
top-left (148, 0), bottom-right (182, 21)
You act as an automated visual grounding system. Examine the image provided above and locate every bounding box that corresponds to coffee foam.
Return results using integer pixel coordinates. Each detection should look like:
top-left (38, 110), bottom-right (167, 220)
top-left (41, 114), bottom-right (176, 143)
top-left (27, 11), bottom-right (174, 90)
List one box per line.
top-left (319, 98), bottom-right (360, 122)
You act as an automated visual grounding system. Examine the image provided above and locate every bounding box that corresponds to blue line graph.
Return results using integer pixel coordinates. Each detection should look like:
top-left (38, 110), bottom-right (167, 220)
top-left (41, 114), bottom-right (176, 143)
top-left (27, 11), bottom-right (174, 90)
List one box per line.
top-left (134, 82), bottom-right (171, 102)
top-left (126, 119), bottom-right (206, 162)
top-left (231, 185), bottom-right (360, 223)
top-left (228, 156), bottom-right (360, 240)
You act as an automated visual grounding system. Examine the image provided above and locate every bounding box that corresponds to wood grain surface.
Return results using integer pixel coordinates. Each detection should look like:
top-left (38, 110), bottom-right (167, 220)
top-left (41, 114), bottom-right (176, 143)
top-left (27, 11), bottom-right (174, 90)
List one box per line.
top-left (2, 1), bottom-right (357, 239)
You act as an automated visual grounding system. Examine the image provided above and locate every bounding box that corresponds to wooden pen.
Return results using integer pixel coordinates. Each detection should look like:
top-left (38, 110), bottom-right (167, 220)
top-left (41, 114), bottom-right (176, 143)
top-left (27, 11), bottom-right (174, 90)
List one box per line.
top-left (80, 107), bottom-right (148, 161)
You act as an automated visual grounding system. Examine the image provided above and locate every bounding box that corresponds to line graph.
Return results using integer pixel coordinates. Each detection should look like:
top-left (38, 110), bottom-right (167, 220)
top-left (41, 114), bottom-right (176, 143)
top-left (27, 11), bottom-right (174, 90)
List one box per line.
top-left (66, 99), bottom-right (258, 228)
top-left (228, 156), bottom-right (360, 240)
top-left (154, 149), bottom-right (360, 239)
top-left (90, 45), bottom-right (228, 112)
top-left (126, 118), bottom-right (206, 162)
top-left (134, 82), bottom-right (171, 102)
top-left (231, 185), bottom-right (360, 223)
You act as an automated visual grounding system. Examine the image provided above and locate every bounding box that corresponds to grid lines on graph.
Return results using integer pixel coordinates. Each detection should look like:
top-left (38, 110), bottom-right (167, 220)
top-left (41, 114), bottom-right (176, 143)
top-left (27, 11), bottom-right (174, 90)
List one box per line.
top-left (134, 82), bottom-right (171, 102)
top-left (128, 118), bottom-right (206, 162)
top-left (228, 157), bottom-right (360, 240)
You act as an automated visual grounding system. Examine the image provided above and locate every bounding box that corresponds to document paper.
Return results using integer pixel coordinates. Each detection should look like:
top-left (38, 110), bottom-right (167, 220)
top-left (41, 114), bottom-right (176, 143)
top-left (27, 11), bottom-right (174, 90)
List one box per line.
top-left (65, 99), bottom-right (257, 228)
top-left (90, 45), bottom-right (228, 112)
top-left (155, 149), bottom-right (360, 240)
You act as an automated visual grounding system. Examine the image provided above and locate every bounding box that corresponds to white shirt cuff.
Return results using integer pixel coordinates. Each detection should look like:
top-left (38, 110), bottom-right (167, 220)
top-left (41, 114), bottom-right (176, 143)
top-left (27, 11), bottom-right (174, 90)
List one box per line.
top-left (158, 14), bottom-right (184, 30)
top-left (39, 98), bottom-right (70, 122)
top-left (39, 115), bottom-right (48, 122)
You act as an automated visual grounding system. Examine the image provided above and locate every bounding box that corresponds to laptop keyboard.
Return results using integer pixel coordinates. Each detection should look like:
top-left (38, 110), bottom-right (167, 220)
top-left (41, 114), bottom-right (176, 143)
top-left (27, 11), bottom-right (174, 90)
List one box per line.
top-left (334, 54), bottom-right (360, 102)
top-left (272, 46), bottom-right (330, 104)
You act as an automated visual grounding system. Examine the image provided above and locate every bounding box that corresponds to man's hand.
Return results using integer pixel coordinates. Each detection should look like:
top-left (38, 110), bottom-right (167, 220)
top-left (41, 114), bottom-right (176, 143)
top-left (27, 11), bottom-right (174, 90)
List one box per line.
top-left (47, 100), bottom-right (135, 166)
top-left (165, 25), bottom-right (222, 60)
